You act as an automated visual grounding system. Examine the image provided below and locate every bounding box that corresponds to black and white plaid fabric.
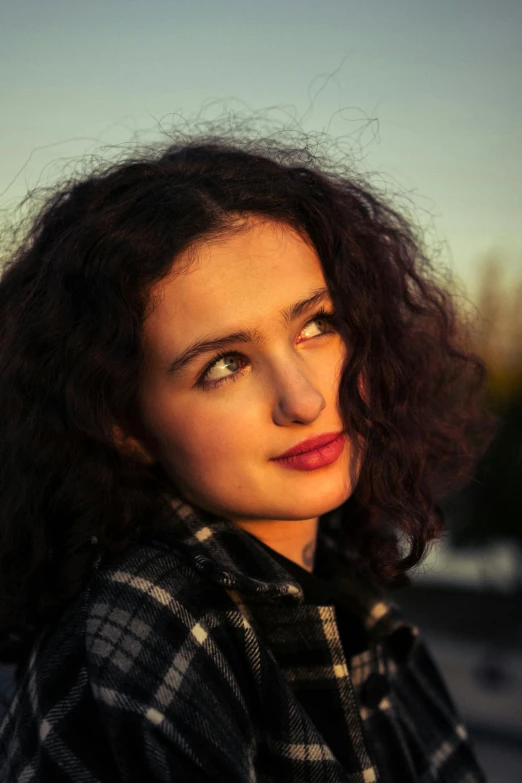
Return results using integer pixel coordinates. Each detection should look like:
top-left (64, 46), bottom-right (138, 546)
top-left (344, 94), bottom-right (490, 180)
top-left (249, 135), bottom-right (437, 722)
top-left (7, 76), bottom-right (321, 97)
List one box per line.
top-left (0, 494), bottom-right (487, 782)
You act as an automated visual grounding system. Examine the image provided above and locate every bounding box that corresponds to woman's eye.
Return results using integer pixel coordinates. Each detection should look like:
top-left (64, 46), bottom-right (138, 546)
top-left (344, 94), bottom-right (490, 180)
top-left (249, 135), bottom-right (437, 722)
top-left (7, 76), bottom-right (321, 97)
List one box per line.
top-left (197, 310), bottom-right (339, 390)
top-left (197, 352), bottom-right (248, 389)
top-left (300, 316), bottom-right (333, 340)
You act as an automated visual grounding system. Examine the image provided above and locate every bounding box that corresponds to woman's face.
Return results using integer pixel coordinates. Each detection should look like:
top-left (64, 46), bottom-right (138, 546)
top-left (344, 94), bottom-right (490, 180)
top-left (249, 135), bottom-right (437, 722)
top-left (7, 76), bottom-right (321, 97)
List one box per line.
top-left (133, 215), bottom-right (360, 525)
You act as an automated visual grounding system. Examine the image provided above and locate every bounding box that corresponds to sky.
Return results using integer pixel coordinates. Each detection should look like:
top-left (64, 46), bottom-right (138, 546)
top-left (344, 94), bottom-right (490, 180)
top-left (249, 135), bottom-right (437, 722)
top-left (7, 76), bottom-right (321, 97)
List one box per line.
top-left (1, 0), bottom-right (521, 306)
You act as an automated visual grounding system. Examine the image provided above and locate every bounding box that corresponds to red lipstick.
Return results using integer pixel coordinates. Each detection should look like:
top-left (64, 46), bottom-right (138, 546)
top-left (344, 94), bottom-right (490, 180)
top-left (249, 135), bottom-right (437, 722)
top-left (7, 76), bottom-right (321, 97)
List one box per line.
top-left (271, 431), bottom-right (345, 471)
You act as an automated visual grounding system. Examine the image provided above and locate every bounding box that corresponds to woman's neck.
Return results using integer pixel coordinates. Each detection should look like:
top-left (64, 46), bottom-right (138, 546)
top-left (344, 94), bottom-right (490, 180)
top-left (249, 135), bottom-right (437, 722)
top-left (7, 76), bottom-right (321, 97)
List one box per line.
top-left (234, 516), bottom-right (319, 572)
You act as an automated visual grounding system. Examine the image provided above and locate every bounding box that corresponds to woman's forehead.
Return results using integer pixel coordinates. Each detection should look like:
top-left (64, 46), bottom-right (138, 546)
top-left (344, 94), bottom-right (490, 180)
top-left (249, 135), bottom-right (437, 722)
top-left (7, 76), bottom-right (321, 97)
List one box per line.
top-left (140, 219), bottom-right (328, 372)
top-left (147, 219), bottom-right (326, 329)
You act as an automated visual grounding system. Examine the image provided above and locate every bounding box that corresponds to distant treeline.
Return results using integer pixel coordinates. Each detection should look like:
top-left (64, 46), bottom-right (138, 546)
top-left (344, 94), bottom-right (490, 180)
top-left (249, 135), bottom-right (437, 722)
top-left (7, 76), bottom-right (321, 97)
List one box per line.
top-left (444, 255), bottom-right (522, 563)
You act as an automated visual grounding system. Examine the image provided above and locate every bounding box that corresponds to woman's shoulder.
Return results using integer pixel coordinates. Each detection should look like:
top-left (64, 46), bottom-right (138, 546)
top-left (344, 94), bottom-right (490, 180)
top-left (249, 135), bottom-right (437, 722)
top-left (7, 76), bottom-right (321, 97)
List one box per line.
top-left (84, 538), bottom-right (245, 682)
top-left (86, 537), bottom-right (234, 644)
top-left (82, 538), bottom-right (257, 769)
top-left (88, 537), bottom-right (205, 606)
top-left (1, 545), bottom-right (259, 781)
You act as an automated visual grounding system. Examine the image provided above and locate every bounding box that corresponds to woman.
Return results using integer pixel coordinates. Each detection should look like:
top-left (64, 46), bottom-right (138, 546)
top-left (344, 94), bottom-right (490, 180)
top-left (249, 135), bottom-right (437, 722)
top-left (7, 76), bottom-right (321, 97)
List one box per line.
top-left (0, 131), bottom-right (496, 782)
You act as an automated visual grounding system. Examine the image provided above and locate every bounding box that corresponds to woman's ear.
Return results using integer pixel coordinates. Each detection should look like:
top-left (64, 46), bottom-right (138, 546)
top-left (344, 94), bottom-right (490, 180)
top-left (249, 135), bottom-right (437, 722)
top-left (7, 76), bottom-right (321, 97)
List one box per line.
top-left (111, 423), bottom-right (156, 465)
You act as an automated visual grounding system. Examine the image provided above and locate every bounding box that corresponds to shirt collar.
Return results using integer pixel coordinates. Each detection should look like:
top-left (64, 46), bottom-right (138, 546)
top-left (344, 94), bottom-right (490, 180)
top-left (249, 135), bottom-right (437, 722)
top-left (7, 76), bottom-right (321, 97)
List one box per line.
top-left (147, 492), bottom-right (418, 660)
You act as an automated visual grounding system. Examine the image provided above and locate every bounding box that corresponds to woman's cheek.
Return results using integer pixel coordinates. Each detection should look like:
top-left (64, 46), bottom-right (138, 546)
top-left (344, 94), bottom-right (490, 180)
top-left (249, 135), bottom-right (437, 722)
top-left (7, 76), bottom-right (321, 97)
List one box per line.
top-left (163, 404), bottom-right (244, 464)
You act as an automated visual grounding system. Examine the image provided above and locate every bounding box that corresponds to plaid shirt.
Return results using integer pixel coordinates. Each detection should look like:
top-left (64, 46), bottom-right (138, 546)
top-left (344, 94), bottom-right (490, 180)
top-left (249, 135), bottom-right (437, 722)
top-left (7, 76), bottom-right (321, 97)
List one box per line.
top-left (0, 495), bottom-right (487, 782)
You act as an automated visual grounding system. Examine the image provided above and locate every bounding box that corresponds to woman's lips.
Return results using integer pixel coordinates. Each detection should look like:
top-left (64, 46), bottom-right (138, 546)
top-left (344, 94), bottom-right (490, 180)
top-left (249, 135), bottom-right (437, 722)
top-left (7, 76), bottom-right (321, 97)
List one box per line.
top-left (272, 431), bottom-right (344, 458)
top-left (271, 432), bottom-right (346, 471)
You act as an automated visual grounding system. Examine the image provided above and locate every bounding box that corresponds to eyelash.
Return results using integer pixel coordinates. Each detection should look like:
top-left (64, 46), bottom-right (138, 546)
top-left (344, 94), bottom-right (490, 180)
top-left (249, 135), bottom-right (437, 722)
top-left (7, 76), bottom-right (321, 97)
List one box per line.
top-left (196, 307), bottom-right (341, 391)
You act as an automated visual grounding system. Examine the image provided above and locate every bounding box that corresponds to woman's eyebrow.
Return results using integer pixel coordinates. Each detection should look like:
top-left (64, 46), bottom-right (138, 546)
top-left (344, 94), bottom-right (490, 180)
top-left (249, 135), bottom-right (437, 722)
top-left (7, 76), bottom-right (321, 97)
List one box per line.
top-left (166, 287), bottom-right (331, 376)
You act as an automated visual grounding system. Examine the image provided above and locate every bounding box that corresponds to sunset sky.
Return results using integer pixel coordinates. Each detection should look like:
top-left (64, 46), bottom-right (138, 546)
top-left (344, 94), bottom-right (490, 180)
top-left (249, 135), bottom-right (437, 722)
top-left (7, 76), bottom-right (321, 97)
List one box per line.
top-left (1, 0), bottom-right (520, 304)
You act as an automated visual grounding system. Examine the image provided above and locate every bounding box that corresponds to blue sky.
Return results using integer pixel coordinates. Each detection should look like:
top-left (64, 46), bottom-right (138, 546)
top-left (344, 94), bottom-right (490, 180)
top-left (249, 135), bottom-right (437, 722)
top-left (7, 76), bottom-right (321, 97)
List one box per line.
top-left (1, 0), bottom-right (520, 304)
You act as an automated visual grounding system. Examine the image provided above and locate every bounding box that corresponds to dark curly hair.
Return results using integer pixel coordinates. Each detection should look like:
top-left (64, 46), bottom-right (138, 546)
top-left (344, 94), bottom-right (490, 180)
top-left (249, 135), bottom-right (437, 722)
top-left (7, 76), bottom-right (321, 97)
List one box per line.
top-left (0, 126), bottom-right (497, 666)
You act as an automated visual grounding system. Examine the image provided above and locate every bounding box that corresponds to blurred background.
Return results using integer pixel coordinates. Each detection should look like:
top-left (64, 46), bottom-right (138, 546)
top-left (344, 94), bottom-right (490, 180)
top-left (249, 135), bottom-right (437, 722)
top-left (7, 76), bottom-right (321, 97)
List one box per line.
top-left (1, 1), bottom-right (521, 779)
